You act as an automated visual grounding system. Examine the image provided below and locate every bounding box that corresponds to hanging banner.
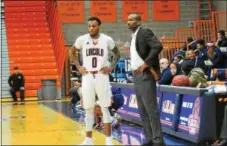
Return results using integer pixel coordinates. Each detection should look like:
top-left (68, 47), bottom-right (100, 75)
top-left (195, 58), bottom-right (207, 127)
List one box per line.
top-left (122, 1), bottom-right (148, 22)
top-left (58, 1), bottom-right (84, 23)
top-left (152, 0), bottom-right (180, 21)
top-left (90, 1), bottom-right (117, 22)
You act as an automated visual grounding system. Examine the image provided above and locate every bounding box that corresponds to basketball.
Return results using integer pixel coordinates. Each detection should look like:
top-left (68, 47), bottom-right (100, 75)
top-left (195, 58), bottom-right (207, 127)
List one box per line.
top-left (172, 75), bottom-right (190, 87)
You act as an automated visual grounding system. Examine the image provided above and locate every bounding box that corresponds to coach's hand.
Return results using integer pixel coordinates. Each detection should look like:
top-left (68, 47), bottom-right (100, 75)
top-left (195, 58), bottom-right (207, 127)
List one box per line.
top-left (78, 66), bottom-right (88, 75)
top-left (101, 67), bottom-right (113, 75)
top-left (136, 63), bottom-right (149, 73)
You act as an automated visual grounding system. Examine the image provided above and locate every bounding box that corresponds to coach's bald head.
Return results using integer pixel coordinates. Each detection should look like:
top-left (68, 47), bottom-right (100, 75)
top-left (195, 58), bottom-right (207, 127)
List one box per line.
top-left (127, 13), bottom-right (141, 32)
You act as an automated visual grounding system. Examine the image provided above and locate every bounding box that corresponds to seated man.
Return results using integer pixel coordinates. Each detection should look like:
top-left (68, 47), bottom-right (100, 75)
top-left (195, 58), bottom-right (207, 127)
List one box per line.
top-left (159, 58), bottom-right (169, 73)
top-left (195, 39), bottom-right (207, 60)
top-left (205, 43), bottom-right (224, 69)
top-left (159, 63), bottom-right (181, 85)
top-left (181, 50), bottom-right (207, 75)
top-left (69, 80), bottom-right (81, 106)
top-left (8, 67), bottom-right (25, 102)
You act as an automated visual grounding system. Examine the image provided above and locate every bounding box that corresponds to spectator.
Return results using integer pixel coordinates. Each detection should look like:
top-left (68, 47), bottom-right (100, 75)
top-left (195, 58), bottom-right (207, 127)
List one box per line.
top-left (173, 55), bottom-right (184, 68)
top-left (8, 67), bottom-right (25, 102)
top-left (205, 42), bottom-right (224, 68)
top-left (188, 68), bottom-right (208, 88)
top-left (159, 58), bottom-right (169, 73)
top-left (69, 80), bottom-right (81, 106)
top-left (170, 62), bottom-right (182, 75)
top-left (214, 72), bottom-right (226, 81)
top-left (216, 30), bottom-right (227, 47)
top-left (159, 63), bottom-right (181, 85)
top-left (174, 46), bottom-right (186, 58)
top-left (195, 39), bottom-right (207, 60)
top-left (158, 67), bottom-right (172, 85)
top-left (181, 37), bottom-right (197, 51)
top-left (181, 50), bottom-right (207, 75)
top-left (187, 37), bottom-right (197, 50)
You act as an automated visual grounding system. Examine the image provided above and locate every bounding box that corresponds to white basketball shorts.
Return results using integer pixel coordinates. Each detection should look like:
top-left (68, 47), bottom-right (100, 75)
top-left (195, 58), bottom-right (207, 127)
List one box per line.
top-left (82, 73), bottom-right (112, 109)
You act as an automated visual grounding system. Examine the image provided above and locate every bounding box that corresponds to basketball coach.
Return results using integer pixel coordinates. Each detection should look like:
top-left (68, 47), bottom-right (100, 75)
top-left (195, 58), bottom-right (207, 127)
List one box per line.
top-left (127, 13), bottom-right (165, 146)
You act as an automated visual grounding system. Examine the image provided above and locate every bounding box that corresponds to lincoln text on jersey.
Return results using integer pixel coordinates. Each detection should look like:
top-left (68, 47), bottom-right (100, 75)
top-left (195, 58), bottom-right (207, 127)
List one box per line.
top-left (86, 48), bottom-right (104, 56)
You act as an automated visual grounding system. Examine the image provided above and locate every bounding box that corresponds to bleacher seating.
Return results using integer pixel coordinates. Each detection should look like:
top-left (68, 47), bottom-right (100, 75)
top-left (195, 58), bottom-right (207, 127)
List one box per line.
top-left (3, 1), bottom-right (62, 98)
top-left (1, 19), bottom-right (11, 97)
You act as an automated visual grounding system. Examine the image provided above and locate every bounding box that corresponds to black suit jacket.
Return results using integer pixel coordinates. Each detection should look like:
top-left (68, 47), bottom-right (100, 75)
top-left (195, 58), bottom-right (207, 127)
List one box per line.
top-left (134, 27), bottom-right (163, 77)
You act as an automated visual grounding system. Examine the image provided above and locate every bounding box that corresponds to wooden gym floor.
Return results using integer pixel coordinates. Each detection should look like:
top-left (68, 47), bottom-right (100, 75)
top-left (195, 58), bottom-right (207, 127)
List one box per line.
top-left (1, 100), bottom-right (121, 145)
top-left (1, 99), bottom-right (192, 145)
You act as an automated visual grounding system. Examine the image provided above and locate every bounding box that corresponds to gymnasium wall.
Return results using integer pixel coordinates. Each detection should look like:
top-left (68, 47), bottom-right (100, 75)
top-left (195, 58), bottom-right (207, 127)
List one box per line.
top-left (61, 1), bottom-right (199, 45)
top-left (212, 1), bottom-right (227, 11)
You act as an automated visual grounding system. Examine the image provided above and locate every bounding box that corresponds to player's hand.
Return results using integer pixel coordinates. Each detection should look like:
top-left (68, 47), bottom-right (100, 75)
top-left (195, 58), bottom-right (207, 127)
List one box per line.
top-left (101, 67), bottom-right (113, 75)
top-left (136, 63), bottom-right (149, 73)
top-left (78, 66), bottom-right (88, 75)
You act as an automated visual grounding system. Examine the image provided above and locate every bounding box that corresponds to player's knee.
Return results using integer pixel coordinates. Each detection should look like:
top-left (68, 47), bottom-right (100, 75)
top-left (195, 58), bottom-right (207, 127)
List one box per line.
top-left (85, 108), bottom-right (94, 131)
top-left (101, 107), bottom-right (111, 123)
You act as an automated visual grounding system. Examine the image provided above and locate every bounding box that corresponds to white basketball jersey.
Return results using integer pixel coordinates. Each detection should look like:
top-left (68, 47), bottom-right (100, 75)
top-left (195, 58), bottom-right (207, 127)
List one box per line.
top-left (74, 33), bottom-right (115, 71)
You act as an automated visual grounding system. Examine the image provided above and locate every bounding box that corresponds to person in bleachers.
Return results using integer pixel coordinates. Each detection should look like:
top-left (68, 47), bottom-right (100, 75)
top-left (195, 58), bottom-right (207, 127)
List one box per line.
top-left (181, 37), bottom-right (197, 51)
top-left (204, 42), bottom-right (224, 68)
top-left (159, 63), bottom-right (181, 85)
top-left (187, 37), bottom-right (197, 50)
top-left (173, 55), bottom-right (184, 68)
top-left (211, 71), bottom-right (227, 81)
top-left (216, 30), bottom-right (227, 68)
top-left (8, 67), bottom-right (25, 102)
top-left (159, 58), bottom-right (169, 73)
top-left (174, 46), bottom-right (186, 58)
top-left (195, 39), bottom-right (207, 60)
top-left (181, 50), bottom-right (207, 76)
top-left (188, 68), bottom-right (208, 88)
top-left (69, 80), bottom-right (81, 107)
top-left (216, 30), bottom-right (227, 47)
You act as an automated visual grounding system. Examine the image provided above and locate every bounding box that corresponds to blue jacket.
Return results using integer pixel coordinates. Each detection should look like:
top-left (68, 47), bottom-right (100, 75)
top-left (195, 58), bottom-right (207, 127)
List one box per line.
top-left (159, 68), bottom-right (173, 85)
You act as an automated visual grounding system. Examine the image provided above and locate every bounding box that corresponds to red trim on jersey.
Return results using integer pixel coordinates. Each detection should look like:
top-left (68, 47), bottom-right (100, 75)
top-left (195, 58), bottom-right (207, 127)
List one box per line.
top-left (92, 40), bottom-right (99, 46)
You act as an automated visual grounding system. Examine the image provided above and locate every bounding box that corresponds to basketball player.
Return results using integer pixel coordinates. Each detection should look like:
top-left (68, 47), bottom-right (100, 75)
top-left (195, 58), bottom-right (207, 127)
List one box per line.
top-left (71, 16), bottom-right (120, 145)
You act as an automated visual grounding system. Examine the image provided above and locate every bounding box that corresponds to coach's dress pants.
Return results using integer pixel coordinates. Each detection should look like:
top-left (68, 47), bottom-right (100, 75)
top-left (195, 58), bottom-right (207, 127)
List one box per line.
top-left (10, 87), bottom-right (24, 102)
top-left (133, 70), bottom-right (164, 144)
top-left (220, 105), bottom-right (227, 140)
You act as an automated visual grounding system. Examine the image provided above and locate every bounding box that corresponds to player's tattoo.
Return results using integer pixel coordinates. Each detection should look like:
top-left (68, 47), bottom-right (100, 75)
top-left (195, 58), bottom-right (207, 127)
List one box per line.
top-left (111, 46), bottom-right (120, 68)
top-left (71, 46), bottom-right (81, 69)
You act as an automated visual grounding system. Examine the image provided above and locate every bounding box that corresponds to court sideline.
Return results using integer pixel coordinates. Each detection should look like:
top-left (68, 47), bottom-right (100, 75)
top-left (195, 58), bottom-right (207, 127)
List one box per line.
top-left (1, 100), bottom-right (121, 145)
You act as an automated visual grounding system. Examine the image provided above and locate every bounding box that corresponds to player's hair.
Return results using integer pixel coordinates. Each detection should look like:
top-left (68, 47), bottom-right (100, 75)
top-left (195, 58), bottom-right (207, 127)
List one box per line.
top-left (88, 16), bottom-right (102, 25)
top-left (14, 66), bottom-right (19, 70)
top-left (130, 13), bottom-right (141, 21)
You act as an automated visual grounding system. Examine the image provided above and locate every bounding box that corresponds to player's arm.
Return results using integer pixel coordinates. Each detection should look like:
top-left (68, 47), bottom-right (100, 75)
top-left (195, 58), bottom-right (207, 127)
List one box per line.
top-left (101, 45), bottom-right (120, 74)
top-left (110, 46), bottom-right (120, 69)
top-left (71, 46), bottom-right (81, 69)
top-left (71, 46), bottom-right (87, 75)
